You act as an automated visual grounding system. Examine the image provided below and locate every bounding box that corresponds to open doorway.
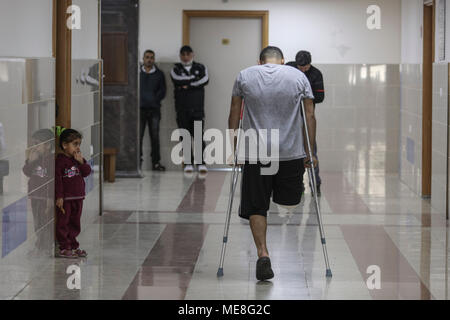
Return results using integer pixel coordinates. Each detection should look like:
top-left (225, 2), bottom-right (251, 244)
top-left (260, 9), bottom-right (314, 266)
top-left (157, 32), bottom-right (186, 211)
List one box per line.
top-left (182, 10), bottom-right (268, 169)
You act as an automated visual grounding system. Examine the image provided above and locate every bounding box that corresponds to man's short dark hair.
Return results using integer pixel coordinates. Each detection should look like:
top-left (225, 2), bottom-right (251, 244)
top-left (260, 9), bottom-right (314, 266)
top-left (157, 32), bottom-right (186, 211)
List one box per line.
top-left (143, 50), bottom-right (155, 57)
top-left (295, 50), bottom-right (312, 66)
top-left (180, 45), bottom-right (193, 54)
top-left (259, 46), bottom-right (284, 62)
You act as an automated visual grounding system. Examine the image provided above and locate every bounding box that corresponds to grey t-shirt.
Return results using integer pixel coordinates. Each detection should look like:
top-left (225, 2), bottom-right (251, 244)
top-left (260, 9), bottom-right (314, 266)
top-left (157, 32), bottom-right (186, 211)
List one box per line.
top-left (232, 63), bottom-right (314, 162)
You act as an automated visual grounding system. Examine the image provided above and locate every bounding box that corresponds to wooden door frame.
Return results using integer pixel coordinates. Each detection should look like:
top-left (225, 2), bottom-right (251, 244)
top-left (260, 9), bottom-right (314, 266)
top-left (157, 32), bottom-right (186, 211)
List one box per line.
top-left (182, 10), bottom-right (269, 49)
top-left (422, 1), bottom-right (435, 198)
top-left (54, 0), bottom-right (72, 130)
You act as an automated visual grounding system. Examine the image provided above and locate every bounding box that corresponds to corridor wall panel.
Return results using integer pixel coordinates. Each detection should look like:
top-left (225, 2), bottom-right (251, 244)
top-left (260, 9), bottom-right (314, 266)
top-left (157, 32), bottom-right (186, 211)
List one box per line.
top-left (71, 59), bottom-right (102, 225)
top-left (399, 64), bottom-right (423, 195)
top-left (431, 63), bottom-right (449, 215)
top-left (0, 58), bottom-right (55, 299)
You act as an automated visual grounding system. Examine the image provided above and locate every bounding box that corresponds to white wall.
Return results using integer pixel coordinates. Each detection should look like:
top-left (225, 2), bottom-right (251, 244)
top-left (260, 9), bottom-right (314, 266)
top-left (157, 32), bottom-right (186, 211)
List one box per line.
top-left (72, 0), bottom-right (99, 59)
top-left (0, 0), bottom-right (53, 57)
top-left (140, 0), bottom-right (401, 64)
top-left (401, 0), bottom-right (423, 63)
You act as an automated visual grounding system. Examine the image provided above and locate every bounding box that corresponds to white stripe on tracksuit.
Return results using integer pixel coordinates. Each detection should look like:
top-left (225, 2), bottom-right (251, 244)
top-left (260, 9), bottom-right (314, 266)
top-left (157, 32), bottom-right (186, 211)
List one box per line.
top-left (190, 67), bottom-right (209, 87)
top-left (170, 69), bottom-right (195, 81)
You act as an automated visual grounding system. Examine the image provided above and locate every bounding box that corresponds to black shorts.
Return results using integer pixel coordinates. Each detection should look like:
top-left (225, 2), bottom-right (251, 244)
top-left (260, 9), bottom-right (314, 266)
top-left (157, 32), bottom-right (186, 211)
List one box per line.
top-left (239, 159), bottom-right (305, 220)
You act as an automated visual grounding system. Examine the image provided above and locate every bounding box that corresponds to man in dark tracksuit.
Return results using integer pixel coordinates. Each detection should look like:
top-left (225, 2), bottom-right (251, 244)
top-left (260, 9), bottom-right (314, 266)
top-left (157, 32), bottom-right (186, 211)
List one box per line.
top-left (140, 50), bottom-right (167, 171)
top-left (287, 50), bottom-right (324, 195)
top-left (170, 45), bottom-right (209, 173)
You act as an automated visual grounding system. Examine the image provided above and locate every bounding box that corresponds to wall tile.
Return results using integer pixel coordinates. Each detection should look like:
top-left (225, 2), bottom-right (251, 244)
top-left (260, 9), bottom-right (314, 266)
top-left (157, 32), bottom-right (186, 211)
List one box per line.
top-left (399, 64), bottom-right (423, 194)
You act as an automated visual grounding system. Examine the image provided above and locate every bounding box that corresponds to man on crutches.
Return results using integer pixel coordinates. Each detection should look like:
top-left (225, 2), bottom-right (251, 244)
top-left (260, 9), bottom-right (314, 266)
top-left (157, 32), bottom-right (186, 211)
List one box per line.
top-left (226, 46), bottom-right (318, 281)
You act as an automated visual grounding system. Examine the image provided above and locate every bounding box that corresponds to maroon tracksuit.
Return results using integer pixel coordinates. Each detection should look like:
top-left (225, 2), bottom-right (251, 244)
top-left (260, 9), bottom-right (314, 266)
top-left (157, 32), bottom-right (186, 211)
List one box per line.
top-left (55, 153), bottom-right (91, 250)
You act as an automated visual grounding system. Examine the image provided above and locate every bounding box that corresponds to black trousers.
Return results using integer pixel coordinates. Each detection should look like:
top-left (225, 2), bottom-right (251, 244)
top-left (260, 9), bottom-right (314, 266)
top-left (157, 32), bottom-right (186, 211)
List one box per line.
top-left (140, 108), bottom-right (161, 166)
top-left (176, 109), bottom-right (205, 165)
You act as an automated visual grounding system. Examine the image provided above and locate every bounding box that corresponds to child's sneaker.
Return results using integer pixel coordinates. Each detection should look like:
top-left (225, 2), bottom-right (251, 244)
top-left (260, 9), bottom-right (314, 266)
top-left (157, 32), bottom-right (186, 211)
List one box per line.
top-left (73, 248), bottom-right (88, 257)
top-left (56, 249), bottom-right (78, 259)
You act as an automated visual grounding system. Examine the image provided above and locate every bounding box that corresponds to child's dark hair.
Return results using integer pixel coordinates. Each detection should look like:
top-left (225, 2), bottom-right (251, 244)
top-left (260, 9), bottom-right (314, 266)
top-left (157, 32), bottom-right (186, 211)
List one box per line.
top-left (59, 129), bottom-right (82, 149)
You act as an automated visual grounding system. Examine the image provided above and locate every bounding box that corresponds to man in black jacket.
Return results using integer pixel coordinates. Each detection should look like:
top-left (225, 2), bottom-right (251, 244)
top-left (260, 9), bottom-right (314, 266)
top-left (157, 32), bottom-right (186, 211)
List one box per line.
top-left (170, 45), bottom-right (209, 173)
top-left (140, 49), bottom-right (166, 171)
top-left (287, 50), bottom-right (324, 195)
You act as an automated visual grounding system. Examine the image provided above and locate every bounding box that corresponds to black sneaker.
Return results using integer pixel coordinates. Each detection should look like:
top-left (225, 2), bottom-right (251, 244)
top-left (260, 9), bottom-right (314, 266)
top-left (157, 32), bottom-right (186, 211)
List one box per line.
top-left (152, 163), bottom-right (166, 171)
top-left (256, 257), bottom-right (274, 281)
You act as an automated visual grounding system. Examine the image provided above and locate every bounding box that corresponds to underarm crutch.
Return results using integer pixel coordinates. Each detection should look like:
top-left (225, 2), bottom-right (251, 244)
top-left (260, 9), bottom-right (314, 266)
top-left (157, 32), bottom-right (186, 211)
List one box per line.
top-left (301, 99), bottom-right (332, 278)
top-left (217, 102), bottom-right (244, 277)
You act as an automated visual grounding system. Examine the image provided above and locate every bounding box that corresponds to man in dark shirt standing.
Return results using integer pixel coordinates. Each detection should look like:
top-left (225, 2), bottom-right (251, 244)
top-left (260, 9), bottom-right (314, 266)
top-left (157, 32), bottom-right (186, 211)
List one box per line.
top-left (287, 50), bottom-right (324, 195)
top-left (170, 45), bottom-right (209, 174)
top-left (140, 49), bottom-right (166, 171)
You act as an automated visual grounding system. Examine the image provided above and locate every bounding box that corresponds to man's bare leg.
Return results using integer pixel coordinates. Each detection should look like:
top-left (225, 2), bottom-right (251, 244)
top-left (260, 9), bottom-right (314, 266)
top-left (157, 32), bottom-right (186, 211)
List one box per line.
top-left (249, 215), bottom-right (269, 258)
top-left (250, 214), bottom-right (274, 280)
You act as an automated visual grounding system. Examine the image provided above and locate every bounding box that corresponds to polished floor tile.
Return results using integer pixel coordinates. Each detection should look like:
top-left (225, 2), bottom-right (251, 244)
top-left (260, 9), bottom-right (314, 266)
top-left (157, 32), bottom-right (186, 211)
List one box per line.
top-left (0, 170), bottom-right (448, 300)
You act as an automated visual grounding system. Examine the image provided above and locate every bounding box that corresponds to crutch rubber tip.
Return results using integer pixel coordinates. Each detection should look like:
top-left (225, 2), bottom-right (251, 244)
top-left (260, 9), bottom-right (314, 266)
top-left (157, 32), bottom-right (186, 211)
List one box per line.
top-left (326, 269), bottom-right (332, 278)
top-left (217, 268), bottom-right (224, 277)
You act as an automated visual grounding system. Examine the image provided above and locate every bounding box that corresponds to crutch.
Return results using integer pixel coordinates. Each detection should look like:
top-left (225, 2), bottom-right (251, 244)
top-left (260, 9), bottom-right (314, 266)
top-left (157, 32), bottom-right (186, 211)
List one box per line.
top-left (301, 99), bottom-right (332, 278)
top-left (217, 102), bottom-right (244, 277)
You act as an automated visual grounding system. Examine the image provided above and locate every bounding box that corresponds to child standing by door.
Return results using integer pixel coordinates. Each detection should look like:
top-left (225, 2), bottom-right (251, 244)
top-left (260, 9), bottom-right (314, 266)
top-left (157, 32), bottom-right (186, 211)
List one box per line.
top-left (55, 129), bottom-right (91, 258)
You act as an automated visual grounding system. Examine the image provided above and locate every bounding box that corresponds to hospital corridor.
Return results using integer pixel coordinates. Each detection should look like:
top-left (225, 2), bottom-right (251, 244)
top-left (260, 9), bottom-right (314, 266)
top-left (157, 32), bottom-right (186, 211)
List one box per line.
top-left (0, 0), bottom-right (449, 304)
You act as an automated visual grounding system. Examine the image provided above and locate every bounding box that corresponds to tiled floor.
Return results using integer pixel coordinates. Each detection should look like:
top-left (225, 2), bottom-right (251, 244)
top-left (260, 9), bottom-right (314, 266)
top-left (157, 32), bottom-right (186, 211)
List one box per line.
top-left (2, 170), bottom-right (449, 299)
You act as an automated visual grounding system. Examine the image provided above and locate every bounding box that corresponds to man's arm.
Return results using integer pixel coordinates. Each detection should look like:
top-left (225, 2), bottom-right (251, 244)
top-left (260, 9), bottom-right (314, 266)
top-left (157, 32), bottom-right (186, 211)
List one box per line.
top-left (229, 96), bottom-right (243, 151)
top-left (311, 70), bottom-right (325, 104)
top-left (190, 65), bottom-right (209, 89)
top-left (303, 98), bottom-right (316, 164)
top-left (229, 96), bottom-right (242, 130)
top-left (157, 72), bottom-right (166, 101)
top-left (170, 66), bottom-right (194, 88)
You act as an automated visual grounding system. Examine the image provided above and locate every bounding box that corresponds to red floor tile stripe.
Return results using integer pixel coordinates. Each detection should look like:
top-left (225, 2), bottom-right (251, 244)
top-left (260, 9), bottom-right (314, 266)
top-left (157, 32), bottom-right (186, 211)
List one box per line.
top-left (320, 173), bottom-right (372, 214)
top-left (341, 225), bottom-right (433, 299)
top-left (122, 223), bottom-right (209, 300)
top-left (176, 172), bottom-right (227, 213)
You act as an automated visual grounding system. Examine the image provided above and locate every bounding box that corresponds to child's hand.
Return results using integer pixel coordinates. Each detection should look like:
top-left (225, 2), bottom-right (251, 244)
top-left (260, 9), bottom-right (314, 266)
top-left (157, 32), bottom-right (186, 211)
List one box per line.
top-left (74, 151), bottom-right (84, 164)
top-left (56, 198), bottom-right (65, 214)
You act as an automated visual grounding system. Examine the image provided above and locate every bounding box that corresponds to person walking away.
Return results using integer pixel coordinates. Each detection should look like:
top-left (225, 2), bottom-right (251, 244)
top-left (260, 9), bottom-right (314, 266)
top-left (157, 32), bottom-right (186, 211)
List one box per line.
top-left (286, 50), bottom-right (324, 195)
top-left (229, 46), bottom-right (316, 280)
